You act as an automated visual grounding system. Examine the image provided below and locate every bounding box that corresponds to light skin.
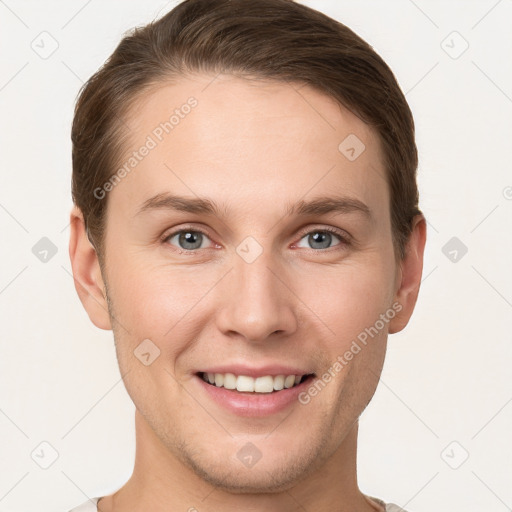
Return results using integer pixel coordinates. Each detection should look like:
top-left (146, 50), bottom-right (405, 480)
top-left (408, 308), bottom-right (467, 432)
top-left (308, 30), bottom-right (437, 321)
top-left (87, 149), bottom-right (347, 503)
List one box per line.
top-left (69, 73), bottom-right (426, 512)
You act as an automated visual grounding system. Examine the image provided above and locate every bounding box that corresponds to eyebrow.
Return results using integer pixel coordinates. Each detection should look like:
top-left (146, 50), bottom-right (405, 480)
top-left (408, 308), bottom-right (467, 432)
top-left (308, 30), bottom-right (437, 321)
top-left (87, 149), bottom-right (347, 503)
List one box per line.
top-left (136, 192), bottom-right (372, 221)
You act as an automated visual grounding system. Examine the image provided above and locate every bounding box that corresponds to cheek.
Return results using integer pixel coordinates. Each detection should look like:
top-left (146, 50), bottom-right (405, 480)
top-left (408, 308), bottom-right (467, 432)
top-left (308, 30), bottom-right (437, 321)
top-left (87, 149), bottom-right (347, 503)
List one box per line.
top-left (309, 266), bottom-right (392, 407)
top-left (107, 261), bottom-right (218, 356)
top-left (296, 259), bottom-right (396, 339)
top-left (111, 252), bottom-right (184, 312)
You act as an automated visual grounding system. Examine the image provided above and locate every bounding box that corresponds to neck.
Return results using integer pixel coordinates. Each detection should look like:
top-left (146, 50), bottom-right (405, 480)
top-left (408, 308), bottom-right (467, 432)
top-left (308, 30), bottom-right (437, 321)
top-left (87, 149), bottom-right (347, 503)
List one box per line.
top-left (98, 410), bottom-right (379, 512)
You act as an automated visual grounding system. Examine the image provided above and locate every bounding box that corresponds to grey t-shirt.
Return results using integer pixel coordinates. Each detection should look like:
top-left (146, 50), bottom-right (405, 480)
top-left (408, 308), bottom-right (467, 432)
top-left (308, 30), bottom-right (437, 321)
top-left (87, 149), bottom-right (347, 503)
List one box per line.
top-left (69, 496), bottom-right (408, 511)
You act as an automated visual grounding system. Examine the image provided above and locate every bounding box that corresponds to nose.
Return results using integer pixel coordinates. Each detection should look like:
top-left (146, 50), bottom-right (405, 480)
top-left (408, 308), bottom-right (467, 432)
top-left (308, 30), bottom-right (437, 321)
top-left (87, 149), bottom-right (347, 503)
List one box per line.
top-left (215, 246), bottom-right (298, 343)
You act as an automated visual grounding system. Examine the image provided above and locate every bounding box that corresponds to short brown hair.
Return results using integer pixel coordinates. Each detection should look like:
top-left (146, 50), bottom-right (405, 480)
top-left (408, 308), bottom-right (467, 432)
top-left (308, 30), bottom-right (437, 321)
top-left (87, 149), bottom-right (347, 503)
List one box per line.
top-left (71, 0), bottom-right (421, 264)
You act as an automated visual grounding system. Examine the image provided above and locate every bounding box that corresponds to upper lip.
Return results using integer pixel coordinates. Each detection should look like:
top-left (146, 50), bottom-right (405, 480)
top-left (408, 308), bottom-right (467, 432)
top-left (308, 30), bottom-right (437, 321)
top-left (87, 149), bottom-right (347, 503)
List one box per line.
top-left (196, 364), bottom-right (315, 378)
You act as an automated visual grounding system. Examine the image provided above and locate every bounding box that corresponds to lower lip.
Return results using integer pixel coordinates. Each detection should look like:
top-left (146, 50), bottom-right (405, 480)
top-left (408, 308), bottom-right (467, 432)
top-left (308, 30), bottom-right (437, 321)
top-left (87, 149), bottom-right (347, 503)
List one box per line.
top-left (194, 374), bottom-right (314, 417)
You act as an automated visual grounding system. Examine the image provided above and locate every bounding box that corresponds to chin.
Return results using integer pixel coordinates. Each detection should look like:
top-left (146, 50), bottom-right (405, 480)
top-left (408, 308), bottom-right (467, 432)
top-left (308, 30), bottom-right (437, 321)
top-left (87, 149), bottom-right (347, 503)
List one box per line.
top-left (177, 438), bottom-right (323, 494)
top-left (190, 459), bottom-right (307, 493)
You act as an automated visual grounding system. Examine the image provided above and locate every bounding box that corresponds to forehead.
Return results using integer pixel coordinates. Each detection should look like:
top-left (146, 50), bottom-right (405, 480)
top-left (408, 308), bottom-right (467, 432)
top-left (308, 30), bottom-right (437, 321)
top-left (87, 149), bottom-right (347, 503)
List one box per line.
top-left (112, 73), bottom-right (389, 217)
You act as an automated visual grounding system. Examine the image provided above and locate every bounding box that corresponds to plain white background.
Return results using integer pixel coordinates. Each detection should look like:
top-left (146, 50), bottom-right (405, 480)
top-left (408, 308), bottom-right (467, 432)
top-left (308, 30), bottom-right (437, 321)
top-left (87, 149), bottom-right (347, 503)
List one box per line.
top-left (0, 1), bottom-right (511, 510)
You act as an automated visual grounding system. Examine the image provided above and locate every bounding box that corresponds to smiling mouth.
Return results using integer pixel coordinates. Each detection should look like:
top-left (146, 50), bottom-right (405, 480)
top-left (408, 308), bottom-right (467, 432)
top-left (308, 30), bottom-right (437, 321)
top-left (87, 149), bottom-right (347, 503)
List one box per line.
top-left (197, 372), bottom-right (315, 393)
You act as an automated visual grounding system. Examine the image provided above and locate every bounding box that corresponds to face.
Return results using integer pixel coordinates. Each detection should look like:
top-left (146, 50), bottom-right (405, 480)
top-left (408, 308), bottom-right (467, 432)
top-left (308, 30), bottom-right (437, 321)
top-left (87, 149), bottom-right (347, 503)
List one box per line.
top-left (75, 73), bottom-right (417, 493)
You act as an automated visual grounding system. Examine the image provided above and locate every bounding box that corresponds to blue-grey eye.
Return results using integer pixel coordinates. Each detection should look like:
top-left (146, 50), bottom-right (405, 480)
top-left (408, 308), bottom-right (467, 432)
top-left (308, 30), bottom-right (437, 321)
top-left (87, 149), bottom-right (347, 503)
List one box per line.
top-left (296, 230), bottom-right (343, 250)
top-left (167, 230), bottom-right (210, 250)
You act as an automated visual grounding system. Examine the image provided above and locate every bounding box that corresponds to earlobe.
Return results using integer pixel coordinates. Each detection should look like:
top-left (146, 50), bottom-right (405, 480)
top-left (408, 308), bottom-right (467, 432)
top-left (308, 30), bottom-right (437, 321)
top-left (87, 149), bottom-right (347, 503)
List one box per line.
top-left (388, 214), bottom-right (427, 334)
top-left (68, 206), bottom-right (112, 330)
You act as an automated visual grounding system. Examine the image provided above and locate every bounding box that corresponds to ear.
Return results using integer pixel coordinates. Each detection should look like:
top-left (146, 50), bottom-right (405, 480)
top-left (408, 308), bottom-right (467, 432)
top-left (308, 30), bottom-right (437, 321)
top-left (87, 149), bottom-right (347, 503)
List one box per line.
top-left (388, 214), bottom-right (427, 334)
top-left (68, 206), bottom-right (112, 330)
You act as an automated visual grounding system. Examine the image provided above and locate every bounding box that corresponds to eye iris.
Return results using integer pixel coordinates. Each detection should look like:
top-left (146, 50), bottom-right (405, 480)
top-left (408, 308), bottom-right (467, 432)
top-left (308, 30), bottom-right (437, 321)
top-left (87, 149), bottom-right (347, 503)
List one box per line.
top-left (179, 231), bottom-right (202, 250)
top-left (309, 231), bottom-right (332, 249)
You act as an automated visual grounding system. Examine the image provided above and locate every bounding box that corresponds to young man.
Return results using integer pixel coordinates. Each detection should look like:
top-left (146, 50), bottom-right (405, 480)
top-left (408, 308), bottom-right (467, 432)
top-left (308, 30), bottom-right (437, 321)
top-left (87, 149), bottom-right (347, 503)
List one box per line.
top-left (68, 0), bottom-right (426, 510)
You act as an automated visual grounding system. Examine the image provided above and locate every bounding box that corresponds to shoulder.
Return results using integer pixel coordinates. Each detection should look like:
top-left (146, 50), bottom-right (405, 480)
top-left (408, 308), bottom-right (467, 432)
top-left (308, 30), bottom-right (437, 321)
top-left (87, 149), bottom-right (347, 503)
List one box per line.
top-left (366, 495), bottom-right (410, 512)
top-left (386, 505), bottom-right (410, 512)
top-left (67, 497), bottom-right (100, 512)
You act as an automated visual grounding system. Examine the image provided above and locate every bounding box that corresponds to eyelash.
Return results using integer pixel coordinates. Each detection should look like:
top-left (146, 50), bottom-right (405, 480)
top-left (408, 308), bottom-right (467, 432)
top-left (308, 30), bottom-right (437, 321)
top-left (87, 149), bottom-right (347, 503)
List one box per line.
top-left (161, 224), bottom-right (351, 254)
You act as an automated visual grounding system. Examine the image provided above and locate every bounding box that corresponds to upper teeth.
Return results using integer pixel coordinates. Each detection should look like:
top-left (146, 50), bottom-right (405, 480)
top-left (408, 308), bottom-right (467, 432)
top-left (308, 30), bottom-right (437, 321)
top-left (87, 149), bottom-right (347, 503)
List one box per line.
top-left (202, 372), bottom-right (304, 393)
